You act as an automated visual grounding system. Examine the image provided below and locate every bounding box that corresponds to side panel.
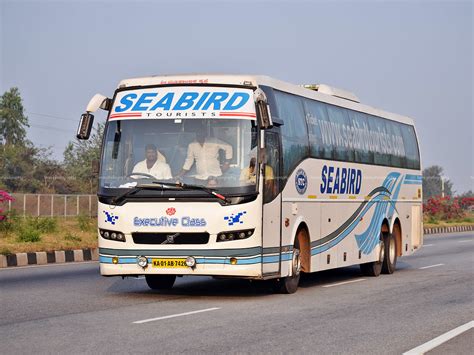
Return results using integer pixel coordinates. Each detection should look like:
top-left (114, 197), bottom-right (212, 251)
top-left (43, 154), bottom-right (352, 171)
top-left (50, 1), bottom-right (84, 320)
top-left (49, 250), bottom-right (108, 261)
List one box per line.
top-left (280, 158), bottom-right (423, 274)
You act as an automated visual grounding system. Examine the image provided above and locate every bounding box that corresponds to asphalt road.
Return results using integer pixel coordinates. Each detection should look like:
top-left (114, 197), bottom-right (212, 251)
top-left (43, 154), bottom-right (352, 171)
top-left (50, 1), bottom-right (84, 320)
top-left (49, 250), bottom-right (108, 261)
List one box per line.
top-left (1, 232), bottom-right (472, 354)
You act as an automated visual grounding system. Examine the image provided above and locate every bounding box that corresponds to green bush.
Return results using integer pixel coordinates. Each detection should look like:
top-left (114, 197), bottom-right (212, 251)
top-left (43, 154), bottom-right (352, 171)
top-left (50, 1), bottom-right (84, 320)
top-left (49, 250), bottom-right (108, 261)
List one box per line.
top-left (33, 217), bottom-right (57, 233)
top-left (17, 227), bottom-right (42, 243)
top-left (76, 214), bottom-right (92, 232)
top-left (0, 210), bottom-right (20, 234)
top-left (0, 247), bottom-right (12, 255)
top-left (64, 232), bottom-right (82, 242)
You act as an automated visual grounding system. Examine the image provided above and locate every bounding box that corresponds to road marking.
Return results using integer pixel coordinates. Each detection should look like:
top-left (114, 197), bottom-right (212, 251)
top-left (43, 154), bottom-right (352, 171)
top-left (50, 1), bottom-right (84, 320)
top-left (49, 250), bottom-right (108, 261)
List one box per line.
top-left (419, 263), bottom-right (444, 270)
top-left (0, 261), bottom-right (98, 271)
top-left (423, 244), bottom-right (434, 247)
top-left (403, 320), bottom-right (474, 355)
top-left (133, 307), bottom-right (221, 324)
top-left (322, 278), bottom-right (366, 288)
top-left (457, 240), bottom-right (472, 243)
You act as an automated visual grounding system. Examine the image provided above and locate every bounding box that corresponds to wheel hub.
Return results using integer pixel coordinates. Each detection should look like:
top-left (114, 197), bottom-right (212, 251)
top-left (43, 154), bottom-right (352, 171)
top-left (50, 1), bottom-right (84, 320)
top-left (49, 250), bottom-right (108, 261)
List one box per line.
top-left (292, 248), bottom-right (301, 276)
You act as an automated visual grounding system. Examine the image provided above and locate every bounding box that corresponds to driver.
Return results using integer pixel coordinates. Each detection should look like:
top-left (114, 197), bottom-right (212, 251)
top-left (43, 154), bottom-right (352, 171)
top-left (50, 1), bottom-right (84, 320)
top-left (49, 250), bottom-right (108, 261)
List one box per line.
top-left (132, 144), bottom-right (172, 180)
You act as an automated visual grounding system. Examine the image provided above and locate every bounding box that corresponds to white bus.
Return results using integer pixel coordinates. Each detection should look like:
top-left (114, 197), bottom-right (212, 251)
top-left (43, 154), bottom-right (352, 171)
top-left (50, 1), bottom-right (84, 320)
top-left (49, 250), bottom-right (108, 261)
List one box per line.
top-left (78, 74), bottom-right (423, 293)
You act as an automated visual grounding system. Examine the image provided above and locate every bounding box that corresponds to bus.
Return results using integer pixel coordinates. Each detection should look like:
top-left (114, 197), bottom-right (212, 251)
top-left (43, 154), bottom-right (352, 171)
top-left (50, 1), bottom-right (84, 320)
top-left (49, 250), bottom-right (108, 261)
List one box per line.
top-left (77, 74), bottom-right (423, 293)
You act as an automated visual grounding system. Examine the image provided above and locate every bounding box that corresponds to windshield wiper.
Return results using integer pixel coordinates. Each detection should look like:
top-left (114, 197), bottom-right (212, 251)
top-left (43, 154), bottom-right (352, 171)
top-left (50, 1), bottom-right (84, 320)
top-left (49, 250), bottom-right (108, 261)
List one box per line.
top-left (112, 181), bottom-right (179, 204)
top-left (176, 182), bottom-right (229, 204)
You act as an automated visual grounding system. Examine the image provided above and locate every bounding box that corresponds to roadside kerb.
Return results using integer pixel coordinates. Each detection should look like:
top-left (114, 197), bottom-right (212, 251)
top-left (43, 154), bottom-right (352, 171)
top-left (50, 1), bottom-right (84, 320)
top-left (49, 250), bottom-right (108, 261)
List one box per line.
top-left (0, 248), bottom-right (98, 268)
top-left (423, 225), bottom-right (474, 235)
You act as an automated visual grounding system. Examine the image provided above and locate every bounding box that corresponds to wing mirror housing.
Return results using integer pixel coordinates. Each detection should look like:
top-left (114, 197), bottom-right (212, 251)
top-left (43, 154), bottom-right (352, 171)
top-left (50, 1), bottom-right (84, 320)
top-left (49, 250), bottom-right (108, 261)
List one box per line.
top-left (77, 94), bottom-right (111, 140)
top-left (254, 88), bottom-right (273, 129)
top-left (76, 112), bottom-right (94, 140)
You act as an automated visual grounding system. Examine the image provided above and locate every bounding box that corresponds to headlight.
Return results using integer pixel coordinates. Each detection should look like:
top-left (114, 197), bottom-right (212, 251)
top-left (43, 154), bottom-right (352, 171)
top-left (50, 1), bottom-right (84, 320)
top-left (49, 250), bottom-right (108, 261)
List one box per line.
top-left (216, 229), bottom-right (254, 242)
top-left (100, 229), bottom-right (126, 242)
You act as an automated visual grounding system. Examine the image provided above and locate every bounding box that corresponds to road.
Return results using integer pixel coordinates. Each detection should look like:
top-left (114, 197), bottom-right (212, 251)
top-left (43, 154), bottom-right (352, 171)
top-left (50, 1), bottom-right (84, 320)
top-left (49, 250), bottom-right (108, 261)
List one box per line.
top-left (1, 232), bottom-right (472, 354)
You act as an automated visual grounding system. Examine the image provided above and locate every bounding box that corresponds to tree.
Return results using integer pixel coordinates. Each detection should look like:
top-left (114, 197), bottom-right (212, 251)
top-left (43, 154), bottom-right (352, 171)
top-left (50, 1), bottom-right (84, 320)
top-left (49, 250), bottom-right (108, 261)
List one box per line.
top-left (0, 87), bottom-right (29, 146)
top-left (63, 123), bottom-right (104, 193)
top-left (422, 165), bottom-right (453, 201)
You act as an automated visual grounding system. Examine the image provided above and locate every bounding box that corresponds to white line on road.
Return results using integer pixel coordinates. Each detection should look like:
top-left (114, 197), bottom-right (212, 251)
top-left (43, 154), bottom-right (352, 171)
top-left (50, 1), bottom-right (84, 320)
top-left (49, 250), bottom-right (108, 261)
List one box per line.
top-left (133, 307), bottom-right (221, 324)
top-left (403, 320), bottom-right (474, 355)
top-left (457, 240), bottom-right (472, 243)
top-left (419, 263), bottom-right (444, 270)
top-left (322, 278), bottom-right (366, 288)
top-left (423, 244), bottom-right (434, 247)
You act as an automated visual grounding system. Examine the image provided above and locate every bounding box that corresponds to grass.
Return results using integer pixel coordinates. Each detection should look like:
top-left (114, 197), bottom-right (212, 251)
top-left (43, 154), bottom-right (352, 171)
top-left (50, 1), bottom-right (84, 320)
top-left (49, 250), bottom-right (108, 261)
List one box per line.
top-left (0, 216), bottom-right (97, 254)
top-left (423, 212), bottom-right (474, 228)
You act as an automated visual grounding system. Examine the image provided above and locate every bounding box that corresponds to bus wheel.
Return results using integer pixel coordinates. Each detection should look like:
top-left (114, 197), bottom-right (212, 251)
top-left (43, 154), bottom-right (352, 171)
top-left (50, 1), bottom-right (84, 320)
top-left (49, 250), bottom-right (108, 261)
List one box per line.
top-left (360, 235), bottom-right (384, 277)
top-left (145, 275), bottom-right (176, 290)
top-left (382, 232), bottom-right (397, 274)
top-left (275, 242), bottom-right (301, 294)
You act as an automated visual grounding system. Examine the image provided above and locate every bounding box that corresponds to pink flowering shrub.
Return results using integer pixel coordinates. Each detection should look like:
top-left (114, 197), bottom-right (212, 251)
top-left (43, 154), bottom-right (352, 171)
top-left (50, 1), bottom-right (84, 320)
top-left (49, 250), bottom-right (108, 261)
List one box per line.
top-left (0, 190), bottom-right (14, 221)
top-left (423, 196), bottom-right (465, 220)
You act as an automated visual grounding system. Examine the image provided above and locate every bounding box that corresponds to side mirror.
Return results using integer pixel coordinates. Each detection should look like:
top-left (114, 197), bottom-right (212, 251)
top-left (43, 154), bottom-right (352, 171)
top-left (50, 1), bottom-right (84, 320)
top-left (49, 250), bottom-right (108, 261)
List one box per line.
top-left (256, 100), bottom-right (273, 129)
top-left (254, 88), bottom-right (273, 129)
top-left (77, 112), bottom-right (94, 140)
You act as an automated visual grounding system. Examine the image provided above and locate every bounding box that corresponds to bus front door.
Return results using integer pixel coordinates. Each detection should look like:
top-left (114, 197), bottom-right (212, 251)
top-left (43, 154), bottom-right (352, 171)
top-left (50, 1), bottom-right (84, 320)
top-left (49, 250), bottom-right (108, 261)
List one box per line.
top-left (261, 131), bottom-right (282, 276)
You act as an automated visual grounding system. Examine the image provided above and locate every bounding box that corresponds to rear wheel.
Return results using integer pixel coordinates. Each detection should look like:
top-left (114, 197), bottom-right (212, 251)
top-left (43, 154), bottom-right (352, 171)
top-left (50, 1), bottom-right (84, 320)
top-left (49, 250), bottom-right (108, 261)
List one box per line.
top-left (382, 232), bottom-right (397, 274)
top-left (360, 235), bottom-right (384, 277)
top-left (145, 275), bottom-right (176, 290)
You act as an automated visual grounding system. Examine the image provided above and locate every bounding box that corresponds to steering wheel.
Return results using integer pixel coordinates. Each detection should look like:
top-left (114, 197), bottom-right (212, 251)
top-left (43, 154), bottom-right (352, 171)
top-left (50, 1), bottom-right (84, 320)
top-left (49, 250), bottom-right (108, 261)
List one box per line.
top-left (127, 172), bottom-right (156, 180)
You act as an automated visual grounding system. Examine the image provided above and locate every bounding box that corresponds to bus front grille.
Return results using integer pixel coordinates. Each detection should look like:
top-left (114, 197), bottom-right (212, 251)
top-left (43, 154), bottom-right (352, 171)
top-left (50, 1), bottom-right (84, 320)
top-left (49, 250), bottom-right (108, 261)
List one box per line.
top-left (132, 232), bottom-right (210, 245)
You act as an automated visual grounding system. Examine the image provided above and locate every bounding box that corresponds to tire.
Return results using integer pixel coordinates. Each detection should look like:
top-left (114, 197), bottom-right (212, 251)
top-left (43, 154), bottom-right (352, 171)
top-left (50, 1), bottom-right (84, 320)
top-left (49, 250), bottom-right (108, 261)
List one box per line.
top-left (360, 235), bottom-right (384, 277)
top-left (145, 275), bottom-right (176, 290)
top-left (382, 232), bottom-right (397, 274)
top-left (274, 237), bottom-right (302, 294)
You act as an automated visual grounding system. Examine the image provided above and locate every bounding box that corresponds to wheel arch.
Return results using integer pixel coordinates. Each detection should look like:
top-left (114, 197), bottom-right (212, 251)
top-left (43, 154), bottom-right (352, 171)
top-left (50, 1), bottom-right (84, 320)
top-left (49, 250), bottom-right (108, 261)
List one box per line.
top-left (392, 218), bottom-right (402, 257)
top-left (381, 218), bottom-right (390, 235)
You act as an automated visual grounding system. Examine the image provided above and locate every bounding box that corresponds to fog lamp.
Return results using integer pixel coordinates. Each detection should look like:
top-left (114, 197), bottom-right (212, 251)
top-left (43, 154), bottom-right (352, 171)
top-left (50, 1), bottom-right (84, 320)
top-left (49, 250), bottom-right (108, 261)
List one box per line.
top-left (185, 256), bottom-right (196, 267)
top-left (137, 256), bottom-right (148, 268)
top-left (112, 257), bottom-right (119, 264)
top-left (230, 257), bottom-right (238, 265)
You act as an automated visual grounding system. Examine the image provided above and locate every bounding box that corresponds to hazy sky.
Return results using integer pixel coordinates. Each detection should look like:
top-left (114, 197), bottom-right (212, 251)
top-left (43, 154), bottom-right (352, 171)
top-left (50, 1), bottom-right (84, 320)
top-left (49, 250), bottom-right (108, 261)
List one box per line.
top-left (1, 0), bottom-right (472, 193)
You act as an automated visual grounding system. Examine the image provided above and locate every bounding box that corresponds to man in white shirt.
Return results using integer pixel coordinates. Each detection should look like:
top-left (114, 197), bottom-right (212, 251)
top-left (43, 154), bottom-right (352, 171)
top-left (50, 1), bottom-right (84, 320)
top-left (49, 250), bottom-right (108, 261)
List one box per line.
top-left (177, 129), bottom-right (233, 181)
top-left (132, 144), bottom-right (172, 180)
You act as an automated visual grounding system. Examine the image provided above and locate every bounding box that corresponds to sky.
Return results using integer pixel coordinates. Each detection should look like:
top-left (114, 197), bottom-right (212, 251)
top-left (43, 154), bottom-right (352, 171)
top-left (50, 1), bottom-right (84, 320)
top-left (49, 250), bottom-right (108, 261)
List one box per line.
top-left (0, 0), bottom-right (473, 193)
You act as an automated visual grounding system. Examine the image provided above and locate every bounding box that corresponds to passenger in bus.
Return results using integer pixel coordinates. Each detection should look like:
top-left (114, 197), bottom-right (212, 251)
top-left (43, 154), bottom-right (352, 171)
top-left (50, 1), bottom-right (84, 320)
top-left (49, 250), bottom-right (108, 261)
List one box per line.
top-left (177, 128), bottom-right (233, 182)
top-left (132, 144), bottom-right (172, 180)
top-left (240, 151), bottom-right (275, 195)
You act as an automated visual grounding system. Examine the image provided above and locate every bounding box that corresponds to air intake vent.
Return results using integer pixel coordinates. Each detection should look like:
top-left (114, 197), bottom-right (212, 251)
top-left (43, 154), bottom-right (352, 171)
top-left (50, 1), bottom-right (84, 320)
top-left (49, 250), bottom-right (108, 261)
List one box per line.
top-left (132, 232), bottom-right (209, 245)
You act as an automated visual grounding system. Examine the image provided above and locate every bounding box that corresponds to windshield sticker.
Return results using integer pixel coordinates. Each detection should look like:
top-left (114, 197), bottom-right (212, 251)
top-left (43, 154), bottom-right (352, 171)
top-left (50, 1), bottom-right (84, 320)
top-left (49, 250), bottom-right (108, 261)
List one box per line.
top-left (110, 87), bottom-right (256, 121)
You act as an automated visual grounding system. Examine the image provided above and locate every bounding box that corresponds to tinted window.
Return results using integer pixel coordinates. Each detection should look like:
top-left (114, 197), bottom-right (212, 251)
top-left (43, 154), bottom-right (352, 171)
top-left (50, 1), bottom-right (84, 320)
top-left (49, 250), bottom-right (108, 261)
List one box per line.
top-left (302, 98), bottom-right (420, 169)
top-left (304, 99), bottom-right (333, 159)
top-left (273, 90), bottom-right (309, 177)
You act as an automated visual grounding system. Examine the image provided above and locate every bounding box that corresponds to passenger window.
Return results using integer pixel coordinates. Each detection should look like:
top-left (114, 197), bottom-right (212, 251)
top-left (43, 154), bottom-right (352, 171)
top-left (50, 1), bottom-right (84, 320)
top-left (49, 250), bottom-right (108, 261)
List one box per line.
top-left (274, 90), bottom-right (309, 178)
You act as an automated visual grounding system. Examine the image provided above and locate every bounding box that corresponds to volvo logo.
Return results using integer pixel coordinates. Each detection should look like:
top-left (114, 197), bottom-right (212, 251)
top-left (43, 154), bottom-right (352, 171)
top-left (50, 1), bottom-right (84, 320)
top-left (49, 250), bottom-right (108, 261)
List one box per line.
top-left (162, 233), bottom-right (180, 244)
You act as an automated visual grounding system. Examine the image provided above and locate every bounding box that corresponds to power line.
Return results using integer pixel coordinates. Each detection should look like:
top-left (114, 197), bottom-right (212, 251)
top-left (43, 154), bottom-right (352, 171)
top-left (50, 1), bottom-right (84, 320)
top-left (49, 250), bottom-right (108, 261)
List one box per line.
top-left (25, 111), bottom-right (77, 122)
top-left (28, 123), bottom-right (74, 134)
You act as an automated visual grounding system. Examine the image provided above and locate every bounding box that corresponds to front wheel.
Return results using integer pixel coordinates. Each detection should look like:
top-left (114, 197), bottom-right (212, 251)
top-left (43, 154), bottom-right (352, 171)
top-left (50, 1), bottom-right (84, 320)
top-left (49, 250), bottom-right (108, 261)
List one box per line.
top-left (360, 236), bottom-right (384, 277)
top-left (145, 275), bottom-right (176, 290)
top-left (274, 244), bottom-right (301, 294)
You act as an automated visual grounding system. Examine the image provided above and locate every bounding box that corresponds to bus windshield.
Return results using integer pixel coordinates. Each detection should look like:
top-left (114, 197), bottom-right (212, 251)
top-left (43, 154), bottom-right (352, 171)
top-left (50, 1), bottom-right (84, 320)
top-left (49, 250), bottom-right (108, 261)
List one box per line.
top-left (99, 118), bottom-right (258, 196)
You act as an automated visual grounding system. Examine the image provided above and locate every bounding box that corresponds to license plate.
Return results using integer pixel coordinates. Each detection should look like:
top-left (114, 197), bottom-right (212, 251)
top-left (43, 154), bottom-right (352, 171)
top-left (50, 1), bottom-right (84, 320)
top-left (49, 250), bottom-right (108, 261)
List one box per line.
top-left (152, 258), bottom-right (187, 268)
